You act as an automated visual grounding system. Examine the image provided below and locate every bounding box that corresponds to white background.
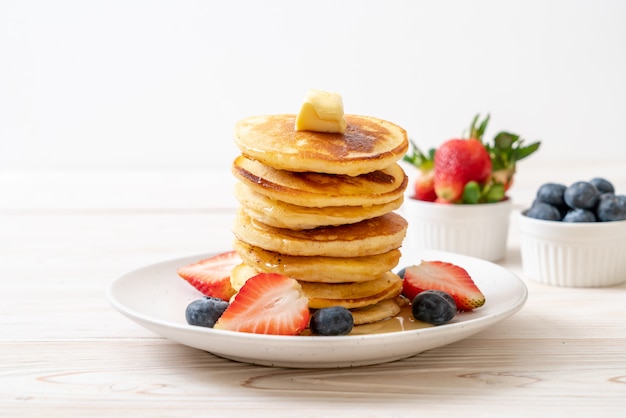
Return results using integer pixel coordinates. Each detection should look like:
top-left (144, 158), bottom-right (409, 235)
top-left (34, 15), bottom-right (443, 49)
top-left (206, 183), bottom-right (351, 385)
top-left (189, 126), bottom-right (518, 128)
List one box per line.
top-left (1, 0), bottom-right (625, 173)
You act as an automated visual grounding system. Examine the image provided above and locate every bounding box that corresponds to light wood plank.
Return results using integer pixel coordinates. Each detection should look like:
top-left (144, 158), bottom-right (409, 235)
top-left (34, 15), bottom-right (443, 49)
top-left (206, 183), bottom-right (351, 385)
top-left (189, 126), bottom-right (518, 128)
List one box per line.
top-left (2, 340), bottom-right (625, 417)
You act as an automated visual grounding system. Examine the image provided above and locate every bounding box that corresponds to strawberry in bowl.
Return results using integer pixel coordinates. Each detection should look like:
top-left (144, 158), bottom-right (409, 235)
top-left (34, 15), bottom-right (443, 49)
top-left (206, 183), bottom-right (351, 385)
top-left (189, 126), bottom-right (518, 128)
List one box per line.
top-left (404, 114), bottom-right (540, 204)
top-left (433, 133), bottom-right (492, 203)
top-left (402, 115), bottom-right (541, 261)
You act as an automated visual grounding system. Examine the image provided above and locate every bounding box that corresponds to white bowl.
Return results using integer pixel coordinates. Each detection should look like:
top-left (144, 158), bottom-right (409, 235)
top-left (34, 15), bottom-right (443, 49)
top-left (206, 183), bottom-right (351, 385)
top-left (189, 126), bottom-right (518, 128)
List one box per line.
top-left (518, 212), bottom-right (626, 287)
top-left (402, 198), bottom-right (512, 262)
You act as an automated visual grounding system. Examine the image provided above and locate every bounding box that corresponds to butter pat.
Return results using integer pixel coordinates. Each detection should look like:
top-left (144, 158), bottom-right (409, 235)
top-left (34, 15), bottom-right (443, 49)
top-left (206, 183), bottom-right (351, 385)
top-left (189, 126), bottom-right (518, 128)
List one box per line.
top-left (295, 89), bottom-right (347, 134)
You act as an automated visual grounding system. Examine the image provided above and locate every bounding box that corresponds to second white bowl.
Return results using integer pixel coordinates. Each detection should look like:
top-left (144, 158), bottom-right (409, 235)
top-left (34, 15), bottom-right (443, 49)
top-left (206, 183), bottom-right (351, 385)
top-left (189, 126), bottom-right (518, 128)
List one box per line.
top-left (518, 212), bottom-right (626, 287)
top-left (402, 198), bottom-right (512, 262)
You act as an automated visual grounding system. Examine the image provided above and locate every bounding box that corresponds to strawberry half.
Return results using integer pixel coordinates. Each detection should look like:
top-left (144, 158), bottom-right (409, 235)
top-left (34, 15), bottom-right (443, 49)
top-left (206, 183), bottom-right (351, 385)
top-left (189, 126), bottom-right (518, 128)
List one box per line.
top-left (177, 251), bottom-right (240, 301)
top-left (214, 272), bottom-right (310, 335)
top-left (402, 260), bottom-right (485, 311)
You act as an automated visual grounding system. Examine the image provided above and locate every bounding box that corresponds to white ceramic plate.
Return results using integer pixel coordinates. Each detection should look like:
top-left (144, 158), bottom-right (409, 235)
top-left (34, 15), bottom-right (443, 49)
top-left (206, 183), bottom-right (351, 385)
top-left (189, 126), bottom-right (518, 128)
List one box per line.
top-left (106, 250), bottom-right (527, 368)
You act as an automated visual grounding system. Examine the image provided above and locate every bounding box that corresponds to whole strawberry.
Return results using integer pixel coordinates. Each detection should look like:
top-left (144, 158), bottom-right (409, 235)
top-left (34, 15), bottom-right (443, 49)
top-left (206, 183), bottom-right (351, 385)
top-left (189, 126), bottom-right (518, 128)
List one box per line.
top-left (403, 142), bottom-right (436, 201)
top-left (433, 137), bottom-right (491, 203)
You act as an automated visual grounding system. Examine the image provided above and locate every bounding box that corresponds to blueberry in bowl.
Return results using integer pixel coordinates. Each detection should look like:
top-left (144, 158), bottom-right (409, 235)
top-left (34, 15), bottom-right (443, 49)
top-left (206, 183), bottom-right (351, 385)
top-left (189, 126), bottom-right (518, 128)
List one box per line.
top-left (519, 177), bottom-right (626, 287)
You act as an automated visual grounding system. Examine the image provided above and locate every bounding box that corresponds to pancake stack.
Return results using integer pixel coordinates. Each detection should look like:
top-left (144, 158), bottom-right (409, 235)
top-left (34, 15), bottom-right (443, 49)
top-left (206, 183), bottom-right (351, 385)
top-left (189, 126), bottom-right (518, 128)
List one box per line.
top-left (230, 113), bottom-right (410, 325)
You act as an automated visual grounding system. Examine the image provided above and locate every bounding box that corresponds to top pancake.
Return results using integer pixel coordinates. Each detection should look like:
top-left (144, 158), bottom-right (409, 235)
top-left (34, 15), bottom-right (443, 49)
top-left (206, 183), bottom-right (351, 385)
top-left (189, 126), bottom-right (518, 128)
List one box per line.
top-left (234, 114), bottom-right (408, 176)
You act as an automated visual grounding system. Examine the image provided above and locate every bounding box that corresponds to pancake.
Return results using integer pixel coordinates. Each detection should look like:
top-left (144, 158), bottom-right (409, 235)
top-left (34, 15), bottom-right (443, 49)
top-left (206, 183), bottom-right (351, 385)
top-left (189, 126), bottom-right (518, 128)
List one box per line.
top-left (233, 239), bottom-right (401, 283)
top-left (230, 263), bottom-right (258, 292)
top-left (232, 155), bottom-right (408, 208)
top-left (306, 277), bottom-right (402, 309)
top-left (234, 114), bottom-right (409, 176)
top-left (350, 298), bottom-right (404, 325)
top-left (233, 209), bottom-right (408, 257)
top-left (234, 181), bottom-right (404, 230)
top-left (299, 272), bottom-right (401, 301)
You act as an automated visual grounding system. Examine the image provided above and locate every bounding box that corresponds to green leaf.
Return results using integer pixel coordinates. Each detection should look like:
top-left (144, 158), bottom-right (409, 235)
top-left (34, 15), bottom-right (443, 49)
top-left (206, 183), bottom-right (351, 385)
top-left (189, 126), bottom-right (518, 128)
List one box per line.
top-left (490, 158), bottom-right (507, 172)
top-left (469, 114), bottom-right (480, 138)
top-left (462, 181), bottom-right (481, 204)
top-left (493, 132), bottom-right (519, 150)
top-left (514, 141), bottom-right (541, 161)
top-left (476, 114), bottom-right (490, 138)
top-left (469, 114), bottom-right (490, 140)
top-left (484, 183), bottom-right (505, 203)
top-left (403, 139), bottom-right (435, 171)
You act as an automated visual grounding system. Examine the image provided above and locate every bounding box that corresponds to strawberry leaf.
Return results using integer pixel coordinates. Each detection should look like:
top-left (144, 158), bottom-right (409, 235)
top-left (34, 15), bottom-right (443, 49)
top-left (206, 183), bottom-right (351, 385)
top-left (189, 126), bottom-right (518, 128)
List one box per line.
top-left (403, 139), bottom-right (435, 173)
top-left (514, 141), bottom-right (541, 161)
top-left (493, 132), bottom-right (519, 150)
top-left (462, 181), bottom-right (481, 204)
top-left (484, 182), bottom-right (505, 203)
top-left (488, 131), bottom-right (541, 173)
top-left (461, 180), bottom-right (506, 204)
top-left (468, 114), bottom-right (490, 141)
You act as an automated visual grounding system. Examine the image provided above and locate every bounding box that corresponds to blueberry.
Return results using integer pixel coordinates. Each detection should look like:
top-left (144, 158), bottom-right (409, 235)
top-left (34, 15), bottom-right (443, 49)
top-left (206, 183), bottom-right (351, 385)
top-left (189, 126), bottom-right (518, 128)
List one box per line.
top-left (562, 208), bottom-right (596, 222)
top-left (310, 306), bottom-right (354, 336)
top-left (589, 178), bottom-right (615, 195)
top-left (536, 183), bottom-right (566, 206)
top-left (411, 290), bottom-right (457, 326)
top-left (396, 267), bottom-right (407, 279)
top-left (564, 181), bottom-right (600, 209)
top-left (596, 193), bottom-right (626, 222)
top-left (185, 296), bottom-right (229, 328)
top-left (526, 201), bottom-right (562, 221)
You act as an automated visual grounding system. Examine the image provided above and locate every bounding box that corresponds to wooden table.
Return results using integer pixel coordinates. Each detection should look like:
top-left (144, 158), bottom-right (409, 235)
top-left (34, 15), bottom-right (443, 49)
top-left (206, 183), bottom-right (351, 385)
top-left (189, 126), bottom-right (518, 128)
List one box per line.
top-left (2, 162), bottom-right (625, 417)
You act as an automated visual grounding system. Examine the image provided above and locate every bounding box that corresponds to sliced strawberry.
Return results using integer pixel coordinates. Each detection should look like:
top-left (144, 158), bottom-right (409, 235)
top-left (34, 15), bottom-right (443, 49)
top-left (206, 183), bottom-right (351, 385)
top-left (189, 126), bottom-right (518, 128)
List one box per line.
top-left (402, 260), bottom-right (485, 311)
top-left (214, 272), bottom-right (310, 335)
top-left (177, 251), bottom-right (240, 301)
